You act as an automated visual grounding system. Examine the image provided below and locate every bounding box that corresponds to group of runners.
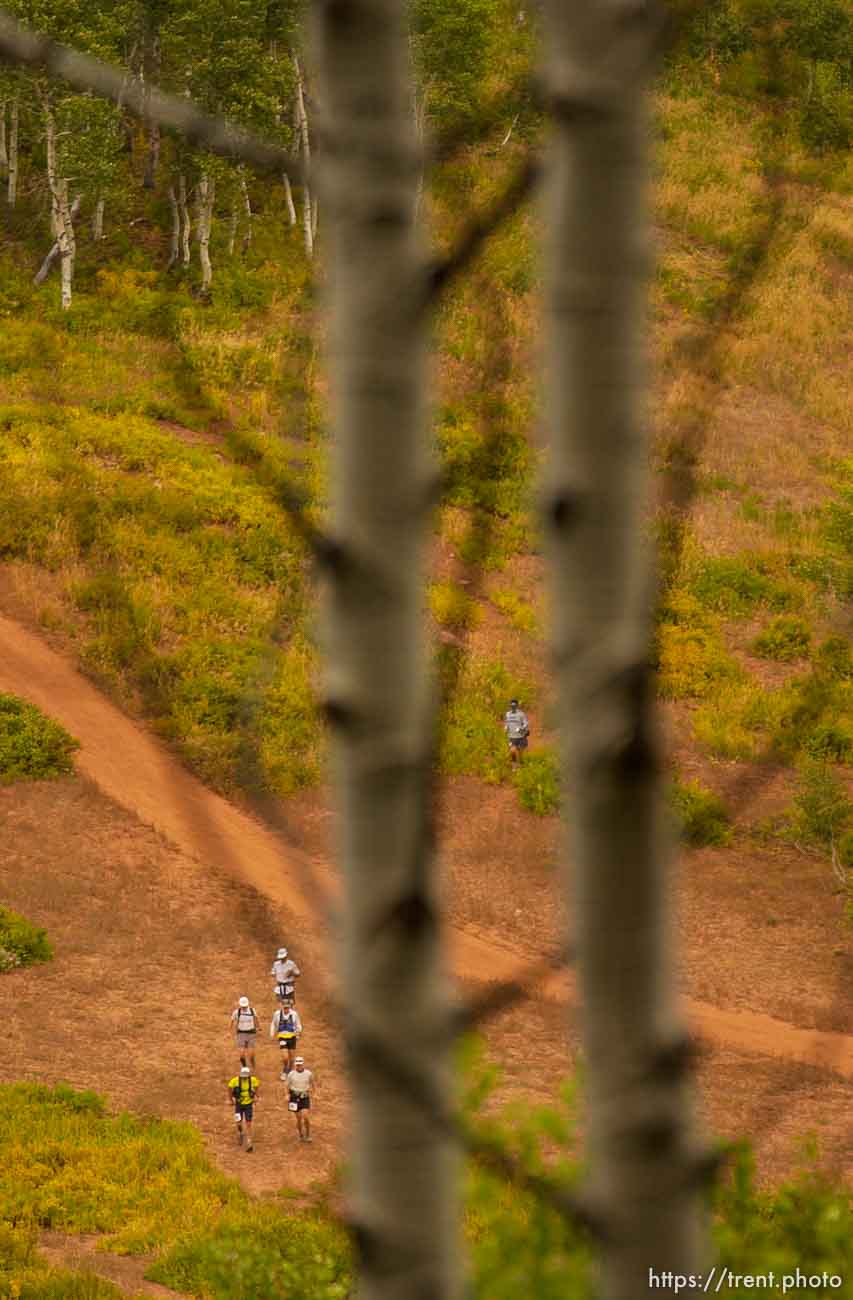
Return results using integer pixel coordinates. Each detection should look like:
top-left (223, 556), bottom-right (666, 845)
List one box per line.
top-left (226, 947), bottom-right (316, 1151)
top-left (223, 699), bottom-right (527, 1155)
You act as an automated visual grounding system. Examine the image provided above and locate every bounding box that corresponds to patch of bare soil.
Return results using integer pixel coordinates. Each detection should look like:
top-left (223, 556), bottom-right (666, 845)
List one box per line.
top-left (37, 1230), bottom-right (187, 1297)
top-left (1, 607), bottom-right (852, 1196)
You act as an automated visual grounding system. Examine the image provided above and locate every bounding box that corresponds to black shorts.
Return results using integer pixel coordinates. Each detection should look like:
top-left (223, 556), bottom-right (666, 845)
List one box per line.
top-left (278, 1037), bottom-right (297, 1051)
top-left (289, 1091), bottom-right (310, 1111)
top-left (509, 736), bottom-right (528, 750)
top-left (235, 1103), bottom-right (254, 1122)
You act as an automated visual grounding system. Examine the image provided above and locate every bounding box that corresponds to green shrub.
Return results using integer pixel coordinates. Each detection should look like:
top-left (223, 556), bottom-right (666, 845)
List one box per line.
top-left (751, 616), bottom-right (812, 662)
top-left (0, 694), bottom-right (80, 784)
top-left (689, 554), bottom-right (799, 615)
top-left (491, 588), bottom-right (538, 635)
top-left (815, 635), bottom-right (852, 680)
top-left (669, 778), bottom-right (732, 847)
top-left (655, 593), bottom-right (744, 699)
top-left (512, 749), bottom-right (560, 816)
top-left (0, 907), bottom-right (53, 973)
top-left (787, 759), bottom-right (853, 848)
top-left (429, 581), bottom-right (482, 631)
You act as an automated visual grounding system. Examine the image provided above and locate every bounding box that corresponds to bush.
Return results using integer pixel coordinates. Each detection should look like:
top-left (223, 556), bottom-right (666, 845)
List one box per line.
top-left (439, 652), bottom-right (533, 785)
top-left (0, 907), bottom-right (53, 973)
top-left (512, 749), bottom-right (560, 816)
top-left (0, 694), bottom-right (80, 784)
top-left (491, 588), bottom-right (538, 635)
top-left (689, 554), bottom-right (799, 615)
top-left (429, 581), bottom-right (482, 631)
top-left (655, 593), bottom-right (744, 700)
top-left (751, 616), bottom-right (812, 662)
top-left (787, 759), bottom-right (853, 848)
top-left (815, 636), bottom-right (852, 680)
top-left (669, 778), bottom-right (732, 847)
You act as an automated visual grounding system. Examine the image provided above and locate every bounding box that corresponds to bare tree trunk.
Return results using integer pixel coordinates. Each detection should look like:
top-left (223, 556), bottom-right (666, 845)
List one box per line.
top-left (7, 95), bottom-right (18, 206)
top-left (0, 101), bottom-right (7, 177)
top-left (241, 172), bottom-right (253, 251)
top-left (92, 194), bottom-right (104, 240)
top-left (34, 194), bottom-right (81, 285)
top-left (227, 195), bottom-right (238, 255)
top-left (43, 103), bottom-right (76, 310)
top-left (282, 172), bottom-right (297, 226)
top-left (167, 184), bottom-right (180, 266)
top-left (292, 52), bottom-right (314, 258)
top-left (540, 4), bottom-right (709, 1298)
top-left (178, 172), bottom-right (191, 267)
top-left (311, 192), bottom-right (318, 242)
top-left (142, 22), bottom-right (161, 189)
top-left (196, 173), bottom-right (214, 291)
top-left (315, 0), bottom-right (461, 1296)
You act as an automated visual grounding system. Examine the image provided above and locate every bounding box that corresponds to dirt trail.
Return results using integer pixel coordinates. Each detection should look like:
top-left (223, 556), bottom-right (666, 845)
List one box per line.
top-left (2, 610), bottom-right (852, 1085)
top-left (37, 1230), bottom-right (188, 1297)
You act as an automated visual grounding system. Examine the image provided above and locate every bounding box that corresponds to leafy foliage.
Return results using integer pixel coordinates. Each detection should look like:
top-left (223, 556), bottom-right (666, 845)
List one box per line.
top-left (0, 693), bottom-right (80, 784)
top-left (512, 748), bottom-right (560, 816)
top-left (669, 777), bottom-right (733, 847)
top-left (0, 906), bottom-right (53, 973)
top-left (751, 616), bottom-right (813, 661)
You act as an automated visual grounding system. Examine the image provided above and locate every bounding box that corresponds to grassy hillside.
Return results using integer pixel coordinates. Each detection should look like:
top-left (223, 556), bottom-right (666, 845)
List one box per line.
top-left (1, 1076), bottom-right (850, 1300)
top-left (0, 75), bottom-right (850, 877)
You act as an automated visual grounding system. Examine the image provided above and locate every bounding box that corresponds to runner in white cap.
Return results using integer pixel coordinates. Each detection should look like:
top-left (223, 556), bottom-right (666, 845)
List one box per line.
top-left (286, 1055), bottom-right (315, 1142)
top-left (271, 947), bottom-right (301, 1003)
top-left (230, 995), bottom-right (259, 1069)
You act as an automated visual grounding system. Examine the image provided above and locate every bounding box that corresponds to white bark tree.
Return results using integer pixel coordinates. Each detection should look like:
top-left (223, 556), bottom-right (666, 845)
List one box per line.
top-left (282, 170), bottom-right (297, 226)
top-left (0, 100), bottom-right (7, 176)
top-left (7, 94), bottom-right (18, 206)
top-left (178, 171), bottom-right (191, 266)
top-left (240, 170), bottom-right (252, 251)
top-left (92, 193), bottom-right (105, 240)
top-left (540, 2), bottom-right (710, 1297)
top-left (315, 0), bottom-right (462, 1294)
top-left (42, 97), bottom-right (77, 310)
top-left (292, 51), bottom-right (314, 258)
top-left (196, 172), bottom-right (215, 291)
top-left (167, 182), bottom-right (180, 265)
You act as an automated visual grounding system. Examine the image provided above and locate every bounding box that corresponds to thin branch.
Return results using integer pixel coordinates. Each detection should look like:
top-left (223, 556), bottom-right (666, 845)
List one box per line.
top-left (453, 942), bottom-right (575, 1034)
top-left (425, 153), bottom-right (540, 305)
top-left (428, 74), bottom-right (538, 166)
top-left (345, 1019), bottom-right (606, 1239)
top-left (0, 8), bottom-right (303, 177)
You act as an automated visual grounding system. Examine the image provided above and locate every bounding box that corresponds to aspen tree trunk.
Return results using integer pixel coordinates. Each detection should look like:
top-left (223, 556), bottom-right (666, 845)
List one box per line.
top-left (7, 95), bottom-right (18, 206)
top-left (241, 173), bottom-right (253, 251)
top-left (315, 0), bottom-right (461, 1293)
top-left (540, 3), bottom-right (708, 1297)
top-left (167, 185), bottom-right (180, 266)
top-left (43, 104), bottom-right (75, 310)
top-left (196, 174), bottom-right (214, 291)
top-left (282, 172), bottom-right (297, 226)
top-left (227, 196), bottom-right (238, 255)
top-left (0, 102), bottom-right (7, 177)
top-left (34, 195), bottom-right (81, 284)
top-left (142, 20), bottom-right (161, 189)
top-left (178, 173), bottom-right (191, 266)
top-left (92, 195), bottom-right (104, 240)
top-left (311, 193), bottom-right (319, 241)
top-left (292, 53), bottom-right (314, 258)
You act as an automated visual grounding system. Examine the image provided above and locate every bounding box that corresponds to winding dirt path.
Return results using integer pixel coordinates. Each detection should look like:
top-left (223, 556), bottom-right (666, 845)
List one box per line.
top-left (37, 1230), bottom-right (188, 1297)
top-left (2, 610), bottom-right (852, 1083)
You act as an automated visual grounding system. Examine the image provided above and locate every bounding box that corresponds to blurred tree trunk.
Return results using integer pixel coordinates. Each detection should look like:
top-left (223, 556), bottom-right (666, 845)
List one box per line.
top-left (92, 194), bottom-right (105, 240)
top-left (315, 0), bottom-right (461, 1293)
top-left (241, 171), bottom-right (253, 251)
top-left (0, 101), bottom-right (7, 177)
top-left (167, 184), bottom-right (180, 266)
top-left (178, 172), bottom-right (191, 266)
top-left (540, 2), bottom-right (709, 1297)
top-left (196, 174), bottom-right (215, 290)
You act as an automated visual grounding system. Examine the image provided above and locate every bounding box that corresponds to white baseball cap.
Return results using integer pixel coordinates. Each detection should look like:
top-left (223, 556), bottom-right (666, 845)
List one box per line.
top-left (294, 1056), bottom-right (304, 1065)
top-left (238, 996), bottom-right (250, 1007)
top-left (277, 948), bottom-right (287, 959)
top-left (239, 1066), bottom-right (251, 1076)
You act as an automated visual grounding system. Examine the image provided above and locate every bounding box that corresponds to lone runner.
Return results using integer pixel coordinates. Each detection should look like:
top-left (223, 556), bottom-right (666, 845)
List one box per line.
top-left (286, 1055), bottom-right (315, 1143)
top-left (230, 995), bottom-right (259, 1069)
top-left (227, 1065), bottom-right (260, 1152)
top-left (503, 698), bottom-right (530, 765)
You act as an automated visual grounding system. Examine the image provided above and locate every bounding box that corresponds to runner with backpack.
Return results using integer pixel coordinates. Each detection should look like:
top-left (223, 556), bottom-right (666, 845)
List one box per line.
top-left (286, 1055), bottom-right (315, 1143)
top-left (230, 995), bottom-right (259, 1069)
top-left (271, 947), bottom-right (301, 1003)
top-left (227, 1065), bottom-right (260, 1152)
top-left (270, 999), bottom-right (303, 1078)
